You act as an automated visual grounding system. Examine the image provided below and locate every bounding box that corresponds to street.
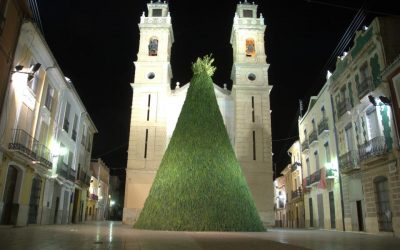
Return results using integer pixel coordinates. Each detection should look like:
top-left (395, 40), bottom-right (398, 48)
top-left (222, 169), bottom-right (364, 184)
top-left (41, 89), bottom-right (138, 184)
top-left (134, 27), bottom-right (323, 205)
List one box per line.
top-left (1, 221), bottom-right (399, 250)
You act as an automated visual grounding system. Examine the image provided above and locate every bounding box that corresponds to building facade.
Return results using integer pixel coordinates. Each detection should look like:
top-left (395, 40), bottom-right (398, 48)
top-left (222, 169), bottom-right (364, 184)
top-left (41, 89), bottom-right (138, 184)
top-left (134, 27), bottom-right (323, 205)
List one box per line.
top-left (329, 17), bottom-right (400, 235)
top-left (88, 158), bottom-right (110, 221)
top-left (124, 1), bottom-right (274, 226)
top-left (0, 0), bottom-right (31, 116)
top-left (299, 79), bottom-right (343, 230)
top-left (274, 175), bottom-right (286, 227)
top-left (0, 20), bottom-right (96, 226)
top-left (286, 141), bottom-right (305, 228)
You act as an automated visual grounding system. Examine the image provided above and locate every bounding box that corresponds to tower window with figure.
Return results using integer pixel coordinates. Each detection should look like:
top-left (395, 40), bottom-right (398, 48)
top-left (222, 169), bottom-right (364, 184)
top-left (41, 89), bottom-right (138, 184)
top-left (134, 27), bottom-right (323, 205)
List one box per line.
top-left (246, 38), bottom-right (255, 57)
top-left (149, 38), bottom-right (158, 56)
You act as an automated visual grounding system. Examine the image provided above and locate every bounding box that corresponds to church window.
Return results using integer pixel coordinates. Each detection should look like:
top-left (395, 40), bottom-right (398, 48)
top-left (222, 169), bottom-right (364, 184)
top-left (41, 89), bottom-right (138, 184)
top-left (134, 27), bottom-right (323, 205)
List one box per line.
top-left (147, 72), bottom-right (155, 80)
top-left (252, 130), bottom-right (256, 160)
top-left (152, 9), bottom-right (162, 17)
top-left (252, 96), bottom-right (255, 122)
top-left (144, 129), bottom-right (149, 158)
top-left (248, 73), bottom-right (256, 81)
top-left (246, 38), bottom-right (255, 57)
top-left (147, 94), bottom-right (151, 121)
top-left (148, 38), bottom-right (158, 56)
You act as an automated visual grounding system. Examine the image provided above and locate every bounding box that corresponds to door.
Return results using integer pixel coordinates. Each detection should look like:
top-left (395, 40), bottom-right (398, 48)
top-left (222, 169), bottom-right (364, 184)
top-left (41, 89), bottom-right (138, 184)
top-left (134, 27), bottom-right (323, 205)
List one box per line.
top-left (317, 194), bottom-right (324, 228)
top-left (329, 191), bottom-right (336, 229)
top-left (309, 198), bottom-right (314, 227)
top-left (28, 176), bottom-right (42, 224)
top-left (375, 177), bottom-right (393, 232)
top-left (61, 191), bottom-right (69, 224)
top-left (356, 200), bottom-right (364, 231)
top-left (1, 166), bottom-right (18, 225)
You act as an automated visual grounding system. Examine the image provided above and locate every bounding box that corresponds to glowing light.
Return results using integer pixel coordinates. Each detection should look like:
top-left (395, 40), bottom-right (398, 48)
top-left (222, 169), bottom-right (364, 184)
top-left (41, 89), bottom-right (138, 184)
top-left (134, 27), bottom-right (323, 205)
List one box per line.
top-left (110, 200), bottom-right (116, 206)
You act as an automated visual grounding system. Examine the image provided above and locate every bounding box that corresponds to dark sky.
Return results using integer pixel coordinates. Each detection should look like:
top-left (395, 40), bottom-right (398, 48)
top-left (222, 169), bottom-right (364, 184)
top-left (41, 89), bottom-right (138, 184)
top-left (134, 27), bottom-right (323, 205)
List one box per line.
top-left (36, 0), bottom-right (400, 178)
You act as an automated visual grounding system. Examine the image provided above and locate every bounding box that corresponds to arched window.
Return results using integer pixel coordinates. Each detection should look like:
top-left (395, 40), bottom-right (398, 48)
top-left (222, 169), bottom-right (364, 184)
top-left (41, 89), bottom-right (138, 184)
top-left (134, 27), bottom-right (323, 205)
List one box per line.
top-left (374, 176), bottom-right (393, 232)
top-left (148, 37), bottom-right (158, 56)
top-left (246, 38), bottom-right (255, 57)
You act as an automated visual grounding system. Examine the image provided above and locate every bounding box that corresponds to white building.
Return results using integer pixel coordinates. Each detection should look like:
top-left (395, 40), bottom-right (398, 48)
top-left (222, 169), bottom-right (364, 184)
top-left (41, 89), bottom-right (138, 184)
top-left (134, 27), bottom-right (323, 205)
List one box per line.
top-left (0, 20), bottom-right (96, 226)
top-left (124, 1), bottom-right (274, 226)
top-left (299, 78), bottom-right (343, 230)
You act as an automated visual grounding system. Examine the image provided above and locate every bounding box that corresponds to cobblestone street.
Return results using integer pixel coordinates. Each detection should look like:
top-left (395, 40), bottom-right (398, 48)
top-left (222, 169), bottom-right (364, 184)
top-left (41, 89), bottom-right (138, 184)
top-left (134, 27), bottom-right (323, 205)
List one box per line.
top-left (1, 221), bottom-right (399, 250)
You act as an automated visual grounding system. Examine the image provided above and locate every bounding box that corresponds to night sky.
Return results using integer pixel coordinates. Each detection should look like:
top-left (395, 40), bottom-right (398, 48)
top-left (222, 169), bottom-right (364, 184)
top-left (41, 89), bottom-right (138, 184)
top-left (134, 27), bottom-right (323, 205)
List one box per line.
top-left (36, 0), bottom-right (400, 178)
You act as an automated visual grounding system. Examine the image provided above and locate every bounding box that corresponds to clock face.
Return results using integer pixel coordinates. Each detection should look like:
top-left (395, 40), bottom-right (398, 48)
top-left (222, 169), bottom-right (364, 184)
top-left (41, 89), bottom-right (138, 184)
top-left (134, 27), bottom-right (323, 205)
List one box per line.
top-left (248, 73), bottom-right (256, 81)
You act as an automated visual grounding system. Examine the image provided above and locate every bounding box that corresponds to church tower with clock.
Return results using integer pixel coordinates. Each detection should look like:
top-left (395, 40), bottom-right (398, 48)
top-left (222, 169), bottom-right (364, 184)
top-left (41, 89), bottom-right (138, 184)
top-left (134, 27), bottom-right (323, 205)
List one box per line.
top-left (124, 1), bottom-right (274, 227)
top-left (124, 1), bottom-right (173, 224)
top-left (230, 1), bottom-right (274, 225)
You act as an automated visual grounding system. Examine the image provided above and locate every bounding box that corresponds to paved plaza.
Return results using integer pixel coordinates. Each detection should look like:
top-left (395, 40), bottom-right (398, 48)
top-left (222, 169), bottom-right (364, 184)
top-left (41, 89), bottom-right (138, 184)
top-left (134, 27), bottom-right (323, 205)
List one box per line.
top-left (1, 221), bottom-right (399, 250)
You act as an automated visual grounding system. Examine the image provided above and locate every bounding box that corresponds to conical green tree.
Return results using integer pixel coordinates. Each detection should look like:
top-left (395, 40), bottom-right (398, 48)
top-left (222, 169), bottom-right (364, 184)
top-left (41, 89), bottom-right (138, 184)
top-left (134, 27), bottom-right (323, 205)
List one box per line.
top-left (134, 55), bottom-right (265, 231)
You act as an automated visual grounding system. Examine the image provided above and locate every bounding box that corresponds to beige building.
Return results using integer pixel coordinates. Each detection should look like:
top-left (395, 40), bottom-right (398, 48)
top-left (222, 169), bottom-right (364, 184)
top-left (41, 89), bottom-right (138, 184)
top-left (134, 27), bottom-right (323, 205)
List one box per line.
top-left (299, 77), bottom-right (343, 230)
top-left (329, 17), bottom-right (400, 236)
top-left (89, 158), bottom-right (110, 221)
top-left (0, 20), bottom-right (96, 226)
top-left (286, 141), bottom-right (305, 228)
top-left (124, 1), bottom-right (273, 226)
top-left (274, 175), bottom-right (286, 227)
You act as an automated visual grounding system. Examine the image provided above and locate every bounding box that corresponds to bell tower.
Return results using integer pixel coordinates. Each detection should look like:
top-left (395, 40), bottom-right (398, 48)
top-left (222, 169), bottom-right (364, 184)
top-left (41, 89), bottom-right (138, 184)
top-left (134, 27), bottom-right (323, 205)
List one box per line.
top-left (230, 1), bottom-right (274, 226)
top-left (124, 0), bottom-right (174, 224)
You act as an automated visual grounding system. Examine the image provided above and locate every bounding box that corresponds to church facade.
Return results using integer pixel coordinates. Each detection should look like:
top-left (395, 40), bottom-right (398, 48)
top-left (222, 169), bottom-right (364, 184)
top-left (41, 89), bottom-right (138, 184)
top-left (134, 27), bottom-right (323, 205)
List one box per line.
top-left (124, 1), bottom-right (274, 226)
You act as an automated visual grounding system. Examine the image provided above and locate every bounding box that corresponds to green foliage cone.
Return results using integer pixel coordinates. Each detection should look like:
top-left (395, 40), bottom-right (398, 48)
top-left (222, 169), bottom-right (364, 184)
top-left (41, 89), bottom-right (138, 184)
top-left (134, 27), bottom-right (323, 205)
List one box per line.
top-left (134, 55), bottom-right (265, 231)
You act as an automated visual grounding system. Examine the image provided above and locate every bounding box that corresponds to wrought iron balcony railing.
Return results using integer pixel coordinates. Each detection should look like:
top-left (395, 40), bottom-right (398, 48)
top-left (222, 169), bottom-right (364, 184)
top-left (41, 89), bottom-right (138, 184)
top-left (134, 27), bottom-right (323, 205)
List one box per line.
top-left (291, 162), bottom-right (301, 172)
top-left (8, 129), bottom-right (52, 168)
top-left (359, 136), bottom-right (387, 162)
top-left (357, 76), bottom-right (373, 99)
top-left (291, 187), bottom-right (302, 200)
top-left (318, 117), bottom-right (329, 135)
top-left (68, 169), bottom-right (77, 182)
top-left (339, 150), bottom-right (360, 174)
top-left (301, 140), bottom-right (309, 152)
top-left (336, 98), bottom-right (352, 118)
top-left (309, 130), bottom-right (318, 145)
top-left (304, 167), bottom-right (335, 187)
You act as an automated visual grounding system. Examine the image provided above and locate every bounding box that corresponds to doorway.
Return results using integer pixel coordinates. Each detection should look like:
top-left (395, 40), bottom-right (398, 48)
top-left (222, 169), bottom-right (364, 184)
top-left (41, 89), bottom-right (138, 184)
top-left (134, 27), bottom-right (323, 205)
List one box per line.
top-left (329, 191), bottom-right (336, 229)
top-left (28, 176), bottom-right (42, 224)
top-left (356, 200), bottom-right (364, 231)
top-left (317, 194), bottom-right (324, 228)
top-left (374, 177), bottom-right (393, 232)
top-left (309, 198), bottom-right (314, 227)
top-left (1, 166), bottom-right (19, 224)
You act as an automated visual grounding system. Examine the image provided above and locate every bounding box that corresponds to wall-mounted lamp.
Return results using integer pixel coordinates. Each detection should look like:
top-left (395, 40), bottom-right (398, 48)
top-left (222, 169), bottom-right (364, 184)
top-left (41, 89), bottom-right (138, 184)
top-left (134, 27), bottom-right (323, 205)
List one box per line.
top-left (368, 95), bottom-right (391, 106)
top-left (368, 95), bottom-right (377, 106)
top-left (379, 96), bottom-right (391, 105)
top-left (12, 63), bottom-right (41, 79)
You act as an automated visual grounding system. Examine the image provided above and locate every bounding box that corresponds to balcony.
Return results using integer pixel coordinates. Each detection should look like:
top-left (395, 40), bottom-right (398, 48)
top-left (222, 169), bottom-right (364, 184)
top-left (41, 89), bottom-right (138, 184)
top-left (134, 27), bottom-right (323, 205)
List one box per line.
top-left (8, 129), bottom-right (52, 169)
top-left (308, 130), bottom-right (318, 146)
top-left (359, 136), bottom-right (387, 163)
top-left (90, 193), bottom-right (98, 201)
top-left (357, 77), bottom-right (373, 99)
top-left (339, 150), bottom-right (360, 174)
top-left (57, 162), bottom-right (68, 179)
top-left (68, 169), bottom-right (77, 182)
top-left (77, 170), bottom-right (92, 187)
top-left (291, 162), bottom-right (301, 172)
top-left (291, 187), bottom-right (302, 200)
top-left (305, 167), bottom-right (335, 187)
top-left (301, 140), bottom-right (309, 153)
top-left (336, 98), bottom-right (352, 118)
top-left (318, 117), bottom-right (329, 136)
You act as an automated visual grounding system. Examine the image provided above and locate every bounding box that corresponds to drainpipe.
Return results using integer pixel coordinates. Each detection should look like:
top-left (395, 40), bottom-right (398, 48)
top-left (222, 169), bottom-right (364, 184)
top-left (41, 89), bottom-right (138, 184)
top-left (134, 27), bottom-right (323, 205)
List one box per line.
top-left (330, 93), bottom-right (346, 232)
